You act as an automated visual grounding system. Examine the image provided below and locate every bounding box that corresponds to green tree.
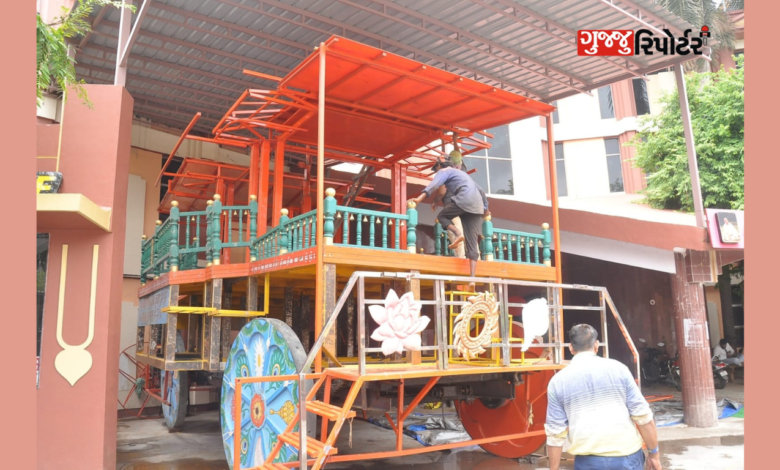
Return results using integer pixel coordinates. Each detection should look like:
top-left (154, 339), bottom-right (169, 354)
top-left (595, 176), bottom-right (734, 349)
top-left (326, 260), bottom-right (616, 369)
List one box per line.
top-left (654, 0), bottom-right (737, 72)
top-left (631, 55), bottom-right (744, 211)
top-left (37, 1), bottom-right (134, 107)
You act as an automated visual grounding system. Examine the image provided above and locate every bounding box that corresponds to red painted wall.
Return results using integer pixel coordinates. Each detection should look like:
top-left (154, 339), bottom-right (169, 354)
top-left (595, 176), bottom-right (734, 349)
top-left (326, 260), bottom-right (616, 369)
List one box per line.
top-left (37, 86), bottom-right (133, 470)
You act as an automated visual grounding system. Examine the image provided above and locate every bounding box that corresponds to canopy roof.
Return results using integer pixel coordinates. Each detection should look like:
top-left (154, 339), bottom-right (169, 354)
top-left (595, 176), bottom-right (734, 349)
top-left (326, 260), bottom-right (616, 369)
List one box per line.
top-left (208, 36), bottom-right (554, 164)
top-left (77, 0), bottom-right (701, 136)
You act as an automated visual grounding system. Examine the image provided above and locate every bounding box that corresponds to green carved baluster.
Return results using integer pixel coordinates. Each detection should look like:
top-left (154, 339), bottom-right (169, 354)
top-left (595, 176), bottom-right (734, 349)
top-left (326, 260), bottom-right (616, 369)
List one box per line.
top-left (249, 195), bottom-right (258, 261)
top-left (393, 218), bottom-right (400, 250)
top-left (324, 188), bottom-right (336, 245)
top-left (534, 238), bottom-right (540, 264)
top-left (141, 235), bottom-right (148, 284)
top-left (343, 212), bottom-right (349, 246)
top-left (369, 215), bottom-right (375, 248)
top-left (406, 202), bottom-right (417, 254)
top-left (382, 217), bottom-right (387, 248)
top-left (434, 220), bottom-right (441, 256)
top-left (356, 214), bottom-right (363, 246)
top-left (227, 208), bottom-right (233, 244)
top-left (542, 223), bottom-right (551, 267)
top-left (212, 195), bottom-right (222, 265)
top-left (153, 219), bottom-right (162, 278)
top-left (169, 201), bottom-right (180, 272)
top-left (238, 208), bottom-right (244, 244)
top-left (279, 209), bottom-right (289, 254)
top-left (482, 215), bottom-right (494, 261)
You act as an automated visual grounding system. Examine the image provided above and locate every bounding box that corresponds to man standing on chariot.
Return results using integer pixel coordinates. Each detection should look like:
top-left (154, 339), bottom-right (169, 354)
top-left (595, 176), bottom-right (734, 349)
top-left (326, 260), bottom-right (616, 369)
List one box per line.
top-left (409, 160), bottom-right (489, 282)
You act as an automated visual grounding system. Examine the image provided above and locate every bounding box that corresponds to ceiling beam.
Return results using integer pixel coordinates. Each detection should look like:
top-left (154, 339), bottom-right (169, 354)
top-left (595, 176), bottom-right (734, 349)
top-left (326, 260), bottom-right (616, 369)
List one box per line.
top-left (78, 4), bottom-right (109, 49)
top-left (151, 2), bottom-right (309, 61)
top-left (80, 45), bottom-right (249, 94)
top-left (335, 0), bottom-right (590, 96)
top-left (476, 0), bottom-right (645, 78)
top-left (221, 0), bottom-right (546, 99)
top-left (98, 18), bottom-right (290, 77)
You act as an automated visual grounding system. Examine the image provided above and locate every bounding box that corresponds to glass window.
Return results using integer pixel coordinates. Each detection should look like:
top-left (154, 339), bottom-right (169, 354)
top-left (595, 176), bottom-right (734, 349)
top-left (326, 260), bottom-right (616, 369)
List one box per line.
top-left (632, 79), bottom-right (651, 116)
top-left (554, 143), bottom-right (568, 197)
top-left (37, 234), bottom-right (50, 388)
top-left (605, 138), bottom-right (624, 193)
top-left (462, 157), bottom-right (489, 192)
top-left (598, 86), bottom-right (615, 119)
top-left (463, 126), bottom-right (514, 195)
top-left (551, 101), bottom-right (559, 124)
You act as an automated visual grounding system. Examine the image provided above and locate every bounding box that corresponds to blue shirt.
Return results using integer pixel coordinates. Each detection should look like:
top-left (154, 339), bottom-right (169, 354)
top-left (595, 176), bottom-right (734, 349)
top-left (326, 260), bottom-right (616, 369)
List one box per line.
top-left (422, 167), bottom-right (488, 215)
top-left (545, 352), bottom-right (653, 457)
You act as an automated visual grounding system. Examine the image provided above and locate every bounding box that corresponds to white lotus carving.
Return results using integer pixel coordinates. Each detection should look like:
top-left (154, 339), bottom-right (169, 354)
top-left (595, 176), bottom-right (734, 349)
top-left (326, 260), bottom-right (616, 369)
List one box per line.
top-left (369, 289), bottom-right (429, 356)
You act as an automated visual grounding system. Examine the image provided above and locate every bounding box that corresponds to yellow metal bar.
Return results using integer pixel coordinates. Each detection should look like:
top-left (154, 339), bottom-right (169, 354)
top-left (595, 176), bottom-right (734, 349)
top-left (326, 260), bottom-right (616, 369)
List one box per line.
top-left (212, 309), bottom-right (268, 317)
top-left (322, 348), bottom-right (343, 367)
top-left (162, 306), bottom-right (217, 314)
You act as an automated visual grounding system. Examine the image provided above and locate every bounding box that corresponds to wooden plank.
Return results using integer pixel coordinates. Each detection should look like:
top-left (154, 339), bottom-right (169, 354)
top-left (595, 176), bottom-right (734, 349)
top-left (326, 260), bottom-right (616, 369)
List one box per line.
top-left (323, 246), bottom-right (557, 281)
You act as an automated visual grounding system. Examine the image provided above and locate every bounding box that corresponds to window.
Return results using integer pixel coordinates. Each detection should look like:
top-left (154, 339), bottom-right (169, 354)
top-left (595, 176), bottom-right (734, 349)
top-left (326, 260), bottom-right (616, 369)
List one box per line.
top-left (605, 138), bottom-right (624, 193)
top-left (462, 126), bottom-right (514, 195)
top-left (598, 86), bottom-right (614, 119)
top-left (632, 79), bottom-right (651, 116)
top-left (552, 101), bottom-right (559, 124)
top-left (554, 143), bottom-right (568, 197)
top-left (37, 233), bottom-right (50, 388)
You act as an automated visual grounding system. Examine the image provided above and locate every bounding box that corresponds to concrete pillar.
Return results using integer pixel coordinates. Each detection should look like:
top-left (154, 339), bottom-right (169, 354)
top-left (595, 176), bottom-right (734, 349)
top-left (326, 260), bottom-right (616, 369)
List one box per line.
top-left (670, 252), bottom-right (718, 428)
top-left (36, 85), bottom-right (133, 469)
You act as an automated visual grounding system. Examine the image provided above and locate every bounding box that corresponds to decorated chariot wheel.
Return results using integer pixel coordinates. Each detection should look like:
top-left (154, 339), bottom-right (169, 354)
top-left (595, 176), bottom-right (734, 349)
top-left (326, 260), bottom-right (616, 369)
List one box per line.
top-left (162, 370), bottom-right (189, 431)
top-left (220, 318), bottom-right (308, 470)
top-left (456, 320), bottom-right (554, 458)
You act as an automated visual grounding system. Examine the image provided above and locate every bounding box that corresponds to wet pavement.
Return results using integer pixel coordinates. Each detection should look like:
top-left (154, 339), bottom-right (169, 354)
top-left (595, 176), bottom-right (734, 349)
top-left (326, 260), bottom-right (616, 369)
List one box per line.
top-left (117, 411), bottom-right (744, 470)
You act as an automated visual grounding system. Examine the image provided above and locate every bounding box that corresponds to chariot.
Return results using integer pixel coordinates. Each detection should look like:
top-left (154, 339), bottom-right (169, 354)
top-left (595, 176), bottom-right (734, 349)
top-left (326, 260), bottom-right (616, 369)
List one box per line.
top-left (134, 36), bottom-right (639, 470)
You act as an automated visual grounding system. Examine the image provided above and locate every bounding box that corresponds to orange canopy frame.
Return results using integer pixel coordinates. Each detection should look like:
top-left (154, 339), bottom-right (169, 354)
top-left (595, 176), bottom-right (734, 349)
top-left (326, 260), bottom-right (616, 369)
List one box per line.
top-left (159, 35), bottom-right (556, 189)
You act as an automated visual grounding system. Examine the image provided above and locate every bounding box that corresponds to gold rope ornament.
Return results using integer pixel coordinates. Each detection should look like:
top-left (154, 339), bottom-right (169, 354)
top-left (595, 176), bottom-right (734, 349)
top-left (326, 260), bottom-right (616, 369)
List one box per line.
top-left (452, 292), bottom-right (499, 359)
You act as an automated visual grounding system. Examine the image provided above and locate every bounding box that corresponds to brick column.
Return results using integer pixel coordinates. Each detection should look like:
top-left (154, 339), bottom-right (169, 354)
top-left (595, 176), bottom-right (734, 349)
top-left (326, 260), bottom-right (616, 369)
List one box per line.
top-left (670, 251), bottom-right (718, 428)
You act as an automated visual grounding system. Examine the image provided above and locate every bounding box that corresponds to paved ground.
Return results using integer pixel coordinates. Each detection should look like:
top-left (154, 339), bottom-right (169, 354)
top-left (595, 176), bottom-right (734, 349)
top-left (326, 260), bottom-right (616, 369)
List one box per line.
top-left (117, 387), bottom-right (745, 470)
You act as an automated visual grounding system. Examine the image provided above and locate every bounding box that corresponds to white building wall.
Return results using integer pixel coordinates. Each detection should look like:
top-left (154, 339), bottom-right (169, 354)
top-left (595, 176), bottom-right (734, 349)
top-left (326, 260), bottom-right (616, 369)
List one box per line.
top-left (508, 117), bottom-right (547, 204)
top-left (561, 139), bottom-right (613, 199)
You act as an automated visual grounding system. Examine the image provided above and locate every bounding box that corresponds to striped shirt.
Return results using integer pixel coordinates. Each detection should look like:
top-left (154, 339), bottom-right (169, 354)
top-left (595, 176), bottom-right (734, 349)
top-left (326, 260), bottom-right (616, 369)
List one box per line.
top-left (545, 352), bottom-right (653, 457)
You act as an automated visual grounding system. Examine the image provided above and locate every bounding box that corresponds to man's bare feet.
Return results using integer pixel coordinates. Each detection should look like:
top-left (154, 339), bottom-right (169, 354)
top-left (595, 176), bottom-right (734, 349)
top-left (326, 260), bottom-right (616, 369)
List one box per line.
top-left (448, 235), bottom-right (464, 250)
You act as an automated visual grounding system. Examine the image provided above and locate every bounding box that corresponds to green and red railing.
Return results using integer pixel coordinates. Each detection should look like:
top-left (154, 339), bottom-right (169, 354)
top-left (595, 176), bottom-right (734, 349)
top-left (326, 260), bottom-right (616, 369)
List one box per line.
top-left (141, 189), bottom-right (552, 284)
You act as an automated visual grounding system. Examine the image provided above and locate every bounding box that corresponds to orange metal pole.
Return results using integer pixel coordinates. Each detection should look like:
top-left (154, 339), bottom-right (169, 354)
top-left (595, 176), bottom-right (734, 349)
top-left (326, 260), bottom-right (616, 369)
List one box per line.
top-left (258, 139), bottom-right (271, 236)
top-left (396, 379), bottom-right (405, 451)
top-left (156, 112), bottom-right (201, 187)
top-left (545, 114), bottom-right (564, 362)
top-left (314, 43), bottom-right (326, 374)
top-left (273, 139), bottom-right (285, 226)
top-left (545, 114), bottom-right (562, 282)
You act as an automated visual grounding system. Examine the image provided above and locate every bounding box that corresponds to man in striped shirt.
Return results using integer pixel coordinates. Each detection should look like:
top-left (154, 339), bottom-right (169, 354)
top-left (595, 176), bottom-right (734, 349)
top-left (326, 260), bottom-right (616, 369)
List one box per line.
top-left (545, 324), bottom-right (662, 470)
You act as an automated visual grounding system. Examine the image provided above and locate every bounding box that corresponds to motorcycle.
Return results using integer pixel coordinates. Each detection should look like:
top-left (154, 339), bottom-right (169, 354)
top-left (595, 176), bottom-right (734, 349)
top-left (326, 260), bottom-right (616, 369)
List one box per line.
top-left (669, 355), bottom-right (728, 390)
top-left (711, 357), bottom-right (729, 390)
top-left (638, 338), bottom-right (676, 388)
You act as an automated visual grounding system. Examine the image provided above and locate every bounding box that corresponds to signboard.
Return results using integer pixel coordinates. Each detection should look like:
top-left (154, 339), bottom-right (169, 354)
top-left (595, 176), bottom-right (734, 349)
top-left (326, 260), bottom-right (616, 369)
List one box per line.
top-left (37, 172), bottom-right (63, 194)
top-left (138, 285), bottom-right (172, 326)
top-left (684, 318), bottom-right (706, 349)
top-left (705, 209), bottom-right (744, 249)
